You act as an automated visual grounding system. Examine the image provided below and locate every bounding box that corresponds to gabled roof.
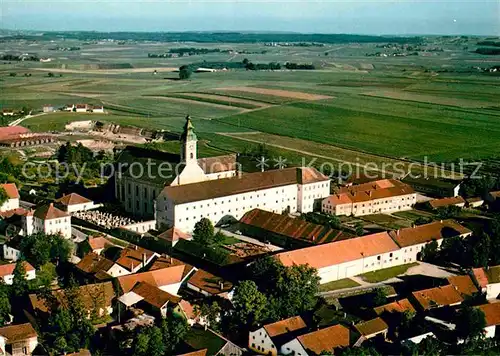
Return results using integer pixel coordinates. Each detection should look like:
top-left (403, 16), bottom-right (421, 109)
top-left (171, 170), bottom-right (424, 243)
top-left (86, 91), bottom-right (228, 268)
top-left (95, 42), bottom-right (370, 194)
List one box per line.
top-left (374, 299), bottom-right (416, 316)
top-left (148, 255), bottom-right (190, 271)
top-left (87, 236), bottom-right (113, 251)
top-left (429, 196), bottom-right (466, 209)
top-left (472, 265), bottom-right (500, 287)
top-left (411, 285), bottom-right (464, 310)
top-left (329, 179), bottom-right (415, 205)
top-left (296, 324), bottom-right (350, 355)
top-left (447, 275), bottom-right (479, 296)
top-left (240, 209), bottom-right (349, 245)
top-left (389, 220), bottom-right (471, 248)
top-left (0, 207), bottom-right (27, 219)
top-left (476, 303), bottom-right (500, 327)
top-left (263, 316), bottom-right (307, 338)
top-left (276, 231), bottom-right (399, 270)
top-left (197, 154), bottom-right (237, 174)
top-left (158, 228), bottom-right (191, 243)
top-left (0, 323), bottom-right (37, 342)
top-left (33, 203), bottom-right (69, 220)
top-left (118, 265), bottom-right (193, 293)
top-left (55, 193), bottom-right (92, 206)
top-left (76, 253), bottom-right (114, 275)
top-left (162, 167), bottom-right (328, 204)
top-left (0, 261), bottom-right (34, 278)
top-left (187, 269), bottom-right (233, 295)
top-left (131, 281), bottom-right (181, 308)
top-left (114, 245), bottom-right (157, 271)
top-left (0, 183), bottom-right (20, 199)
top-left (354, 317), bottom-right (388, 337)
top-left (0, 126), bottom-right (30, 140)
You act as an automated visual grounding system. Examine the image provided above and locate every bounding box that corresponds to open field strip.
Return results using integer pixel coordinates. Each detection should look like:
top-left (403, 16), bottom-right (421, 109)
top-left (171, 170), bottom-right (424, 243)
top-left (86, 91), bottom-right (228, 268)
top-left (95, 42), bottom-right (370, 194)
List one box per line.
top-left (362, 90), bottom-right (490, 108)
top-left (168, 93), bottom-right (270, 108)
top-left (144, 96), bottom-right (248, 112)
top-left (32, 67), bottom-right (178, 74)
top-left (217, 86), bottom-right (332, 100)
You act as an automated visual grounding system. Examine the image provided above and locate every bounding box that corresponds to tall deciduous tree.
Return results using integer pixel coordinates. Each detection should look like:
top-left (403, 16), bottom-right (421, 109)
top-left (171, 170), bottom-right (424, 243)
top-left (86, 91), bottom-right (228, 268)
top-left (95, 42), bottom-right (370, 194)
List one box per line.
top-left (192, 218), bottom-right (215, 245)
top-left (455, 305), bottom-right (487, 341)
top-left (232, 280), bottom-right (267, 327)
top-left (0, 283), bottom-right (11, 326)
top-left (12, 260), bottom-right (29, 297)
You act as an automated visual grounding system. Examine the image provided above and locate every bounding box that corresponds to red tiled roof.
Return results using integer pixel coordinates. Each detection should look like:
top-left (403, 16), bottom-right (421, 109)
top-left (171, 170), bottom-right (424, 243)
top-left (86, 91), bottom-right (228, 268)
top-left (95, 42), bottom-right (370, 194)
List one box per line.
top-left (447, 275), bottom-right (479, 296)
top-left (0, 207), bottom-right (27, 219)
top-left (472, 265), bottom-right (500, 287)
top-left (55, 193), bottom-right (92, 206)
top-left (177, 350), bottom-right (208, 356)
top-left (114, 245), bottom-right (156, 271)
top-left (240, 209), bottom-right (348, 245)
top-left (88, 236), bottom-right (113, 251)
top-left (374, 299), bottom-right (416, 316)
top-left (148, 255), bottom-right (189, 271)
top-left (276, 231), bottom-right (399, 270)
top-left (179, 299), bottom-right (197, 320)
top-left (412, 285), bottom-right (464, 310)
top-left (33, 203), bottom-right (69, 220)
top-left (158, 227), bottom-right (191, 243)
top-left (76, 253), bottom-right (114, 275)
top-left (476, 303), bottom-right (500, 327)
top-left (354, 317), bottom-right (388, 337)
top-left (429, 196), bottom-right (466, 209)
top-left (118, 265), bottom-right (192, 293)
top-left (187, 269), bottom-right (233, 295)
top-left (490, 191), bottom-right (500, 199)
top-left (0, 323), bottom-right (37, 342)
top-left (263, 316), bottom-right (307, 338)
top-left (328, 179), bottom-right (414, 205)
top-left (389, 220), bottom-right (471, 248)
top-left (296, 324), bottom-right (350, 355)
top-left (0, 183), bottom-right (20, 199)
top-left (0, 126), bottom-right (30, 140)
top-left (162, 167), bottom-right (328, 204)
top-left (0, 261), bottom-right (34, 278)
top-left (132, 281), bottom-right (181, 308)
top-left (197, 154), bottom-right (237, 174)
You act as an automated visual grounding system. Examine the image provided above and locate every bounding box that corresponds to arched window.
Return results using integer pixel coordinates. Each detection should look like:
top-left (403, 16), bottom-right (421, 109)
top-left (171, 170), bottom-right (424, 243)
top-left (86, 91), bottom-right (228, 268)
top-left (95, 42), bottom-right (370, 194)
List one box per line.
top-left (190, 152), bottom-right (194, 159)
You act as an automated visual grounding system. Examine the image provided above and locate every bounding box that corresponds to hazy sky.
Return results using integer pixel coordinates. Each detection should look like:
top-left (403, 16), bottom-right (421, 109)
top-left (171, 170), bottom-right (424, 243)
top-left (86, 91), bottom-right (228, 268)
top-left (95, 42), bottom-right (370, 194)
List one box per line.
top-left (1, 0), bottom-right (499, 35)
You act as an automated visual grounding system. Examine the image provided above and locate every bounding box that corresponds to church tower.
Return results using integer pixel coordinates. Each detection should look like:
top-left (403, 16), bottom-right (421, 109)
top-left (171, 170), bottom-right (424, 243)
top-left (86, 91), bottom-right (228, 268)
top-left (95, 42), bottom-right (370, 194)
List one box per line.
top-left (180, 115), bottom-right (197, 165)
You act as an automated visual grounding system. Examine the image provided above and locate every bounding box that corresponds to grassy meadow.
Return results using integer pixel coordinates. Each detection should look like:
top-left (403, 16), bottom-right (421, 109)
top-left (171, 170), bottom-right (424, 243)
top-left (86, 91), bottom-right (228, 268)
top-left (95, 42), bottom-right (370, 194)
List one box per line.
top-left (2, 36), bottom-right (500, 169)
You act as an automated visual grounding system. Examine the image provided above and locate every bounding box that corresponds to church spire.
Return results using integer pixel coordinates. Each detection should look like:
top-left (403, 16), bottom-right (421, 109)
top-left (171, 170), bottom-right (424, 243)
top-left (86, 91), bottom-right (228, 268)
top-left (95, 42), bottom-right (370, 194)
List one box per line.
top-left (181, 115), bottom-right (197, 142)
top-left (180, 115), bottom-right (197, 163)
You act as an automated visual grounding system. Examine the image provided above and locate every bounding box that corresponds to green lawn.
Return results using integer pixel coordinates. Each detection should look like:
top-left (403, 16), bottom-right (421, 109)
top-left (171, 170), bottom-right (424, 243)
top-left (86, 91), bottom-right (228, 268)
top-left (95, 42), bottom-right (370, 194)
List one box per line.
top-left (319, 278), bottom-right (361, 292)
top-left (358, 262), bottom-right (419, 283)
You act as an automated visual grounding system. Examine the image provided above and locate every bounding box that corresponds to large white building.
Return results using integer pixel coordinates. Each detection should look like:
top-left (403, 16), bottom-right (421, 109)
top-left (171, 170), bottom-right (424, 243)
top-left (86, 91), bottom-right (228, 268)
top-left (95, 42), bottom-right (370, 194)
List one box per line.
top-left (276, 220), bottom-right (472, 285)
top-left (0, 183), bottom-right (20, 212)
top-left (322, 179), bottom-right (416, 217)
top-left (23, 203), bottom-right (71, 239)
top-left (114, 116), bottom-right (238, 218)
top-left (155, 116), bottom-right (331, 232)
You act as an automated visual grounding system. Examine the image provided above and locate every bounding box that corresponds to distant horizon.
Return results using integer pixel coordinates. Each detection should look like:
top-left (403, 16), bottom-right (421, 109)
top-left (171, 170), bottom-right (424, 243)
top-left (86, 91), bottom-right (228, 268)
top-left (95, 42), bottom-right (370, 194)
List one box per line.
top-left (2, 1), bottom-right (499, 36)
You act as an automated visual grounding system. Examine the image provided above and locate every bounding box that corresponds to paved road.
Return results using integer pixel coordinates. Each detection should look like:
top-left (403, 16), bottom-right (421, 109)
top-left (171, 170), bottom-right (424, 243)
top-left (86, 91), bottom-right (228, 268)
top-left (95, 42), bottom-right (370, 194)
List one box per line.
top-left (9, 112), bottom-right (46, 127)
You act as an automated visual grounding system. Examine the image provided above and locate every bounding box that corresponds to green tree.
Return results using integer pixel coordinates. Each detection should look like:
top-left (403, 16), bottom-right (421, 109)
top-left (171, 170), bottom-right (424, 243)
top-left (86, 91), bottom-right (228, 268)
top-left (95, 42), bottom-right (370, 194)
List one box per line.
top-left (0, 284), bottom-right (11, 326)
top-left (455, 305), bottom-right (486, 341)
top-left (48, 72), bottom-right (55, 77)
top-left (160, 317), bottom-right (189, 354)
top-left (197, 301), bottom-right (222, 330)
top-left (192, 218), bottom-right (215, 244)
top-left (338, 346), bottom-right (381, 356)
top-left (232, 280), bottom-right (267, 327)
top-left (0, 187), bottom-right (8, 206)
top-left (133, 331), bottom-right (150, 356)
top-left (355, 222), bottom-right (364, 236)
top-left (373, 288), bottom-right (387, 306)
top-left (12, 260), bottom-right (29, 297)
top-left (147, 326), bottom-right (166, 356)
top-left (179, 65), bottom-right (192, 80)
top-left (421, 240), bottom-right (439, 262)
top-left (34, 262), bottom-right (57, 289)
top-left (470, 233), bottom-right (491, 268)
top-left (329, 215), bottom-right (342, 229)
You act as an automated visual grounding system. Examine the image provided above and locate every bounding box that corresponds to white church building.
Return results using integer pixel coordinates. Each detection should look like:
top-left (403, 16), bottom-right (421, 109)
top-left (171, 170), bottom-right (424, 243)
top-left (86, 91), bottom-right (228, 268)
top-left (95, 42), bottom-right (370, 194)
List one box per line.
top-left (155, 116), bottom-right (331, 232)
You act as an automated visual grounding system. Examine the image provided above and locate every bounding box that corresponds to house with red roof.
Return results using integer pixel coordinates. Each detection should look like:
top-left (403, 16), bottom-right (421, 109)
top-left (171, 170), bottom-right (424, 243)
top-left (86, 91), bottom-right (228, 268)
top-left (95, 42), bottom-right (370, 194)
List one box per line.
top-left (476, 303), bottom-right (500, 339)
top-left (0, 183), bottom-right (20, 213)
top-left (0, 323), bottom-right (38, 356)
top-left (23, 203), bottom-right (71, 239)
top-left (411, 285), bottom-right (464, 311)
top-left (55, 193), bottom-right (99, 213)
top-left (106, 245), bottom-right (159, 277)
top-left (0, 261), bottom-right (36, 285)
top-left (472, 265), bottom-right (500, 300)
top-left (280, 324), bottom-right (350, 356)
top-left (186, 269), bottom-right (234, 300)
top-left (322, 179), bottom-right (416, 217)
top-left (249, 316), bottom-right (307, 356)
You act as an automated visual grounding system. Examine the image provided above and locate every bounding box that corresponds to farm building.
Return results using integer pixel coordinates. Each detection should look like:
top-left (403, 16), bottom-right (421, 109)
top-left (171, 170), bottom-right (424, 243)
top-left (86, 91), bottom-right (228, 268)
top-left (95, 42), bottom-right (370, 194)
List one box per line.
top-left (472, 265), bottom-right (500, 300)
top-left (280, 324), bottom-right (350, 356)
top-left (239, 208), bottom-right (352, 248)
top-left (476, 303), bottom-right (500, 339)
top-left (0, 183), bottom-right (20, 212)
top-left (322, 179), bottom-right (416, 216)
top-left (411, 285), bottom-right (463, 311)
top-left (429, 196), bottom-right (466, 209)
top-left (402, 175), bottom-right (462, 198)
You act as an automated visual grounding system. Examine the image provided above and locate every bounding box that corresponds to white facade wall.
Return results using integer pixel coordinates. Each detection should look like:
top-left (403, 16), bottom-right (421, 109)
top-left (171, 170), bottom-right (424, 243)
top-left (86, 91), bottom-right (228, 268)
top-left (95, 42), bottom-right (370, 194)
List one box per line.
top-left (116, 175), bottom-right (161, 218)
top-left (123, 220), bottom-right (156, 234)
top-left (3, 245), bottom-right (21, 261)
top-left (205, 170), bottom-right (237, 180)
top-left (399, 239), bottom-right (444, 264)
top-left (317, 249), bottom-right (402, 284)
top-left (44, 217), bottom-right (71, 239)
top-left (484, 325), bottom-right (497, 339)
top-left (2, 269), bottom-right (36, 285)
top-left (298, 182), bottom-right (331, 213)
top-left (280, 338), bottom-right (308, 356)
top-left (160, 283), bottom-right (182, 296)
top-left (0, 198), bottom-right (19, 212)
top-left (249, 328), bottom-right (277, 356)
top-left (485, 283), bottom-right (500, 300)
top-left (106, 264), bottom-right (132, 277)
top-left (322, 193), bottom-right (416, 217)
top-left (66, 202), bottom-right (100, 213)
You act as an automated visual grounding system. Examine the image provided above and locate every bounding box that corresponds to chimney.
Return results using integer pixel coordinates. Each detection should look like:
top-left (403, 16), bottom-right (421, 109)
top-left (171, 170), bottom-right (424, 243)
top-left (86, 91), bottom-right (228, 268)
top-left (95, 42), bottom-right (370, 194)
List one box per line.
top-left (219, 281), bottom-right (224, 291)
top-left (131, 262), bottom-right (134, 271)
top-left (312, 235), bottom-right (316, 242)
top-left (440, 220), bottom-right (443, 223)
top-left (397, 229), bottom-right (400, 237)
top-left (134, 245), bottom-right (138, 250)
top-left (142, 253), bottom-right (147, 266)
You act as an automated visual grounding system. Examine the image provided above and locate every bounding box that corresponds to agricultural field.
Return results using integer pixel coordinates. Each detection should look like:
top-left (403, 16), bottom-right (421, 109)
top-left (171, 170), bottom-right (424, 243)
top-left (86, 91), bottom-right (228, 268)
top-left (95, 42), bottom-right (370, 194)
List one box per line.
top-left (1, 34), bottom-right (500, 171)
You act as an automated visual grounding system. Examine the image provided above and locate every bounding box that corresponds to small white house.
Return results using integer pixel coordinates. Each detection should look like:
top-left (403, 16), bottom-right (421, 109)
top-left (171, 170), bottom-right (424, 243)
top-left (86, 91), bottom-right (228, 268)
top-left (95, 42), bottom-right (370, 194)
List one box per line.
top-left (0, 323), bottom-right (38, 356)
top-left (92, 105), bottom-right (105, 113)
top-left (23, 203), bottom-right (72, 239)
top-left (249, 316), bottom-right (307, 356)
top-left (55, 193), bottom-right (99, 213)
top-left (0, 261), bottom-right (36, 285)
top-left (281, 324), bottom-right (350, 356)
top-left (187, 269), bottom-right (234, 300)
top-left (0, 183), bottom-right (20, 213)
top-left (472, 265), bottom-right (500, 300)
